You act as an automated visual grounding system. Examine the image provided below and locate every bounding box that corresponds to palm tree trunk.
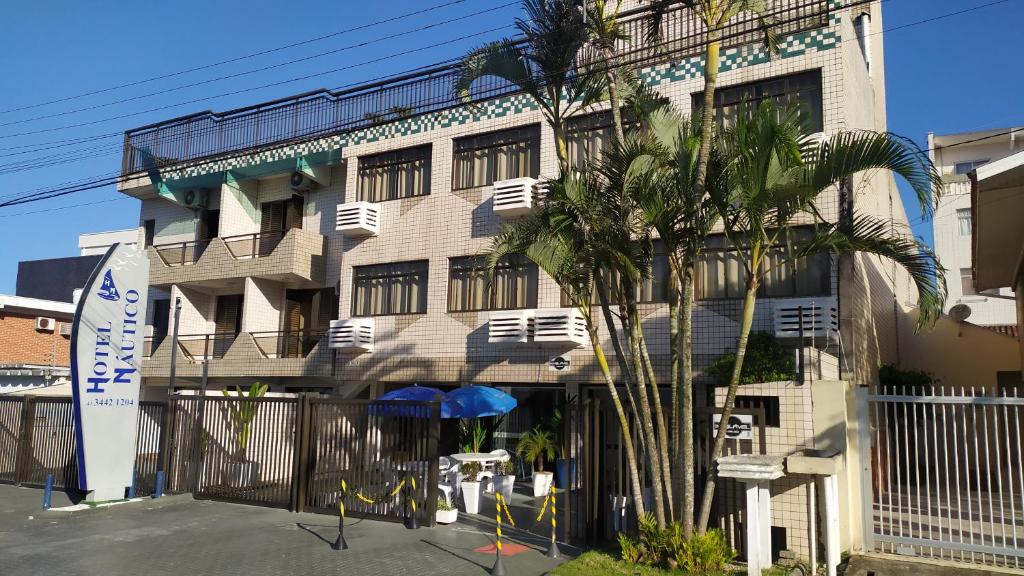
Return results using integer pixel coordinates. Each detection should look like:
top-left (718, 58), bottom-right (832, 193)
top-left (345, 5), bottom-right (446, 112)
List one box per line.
top-left (668, 261), bottom-right (682, 516)
top-left (693, 33), bottom-right (721, 198)
top-left (696, 281), bottom-right (758, 533)
top-left (681, 259), bottom-right (696, 537)
top-left (601, 47), bottom-right (626, 144)
top-left (586, 319), bottom-right (647, 525)
top-left (596, 274), bottom-right (640, 415)
top-left (632, 304), bottom-right (674, 521)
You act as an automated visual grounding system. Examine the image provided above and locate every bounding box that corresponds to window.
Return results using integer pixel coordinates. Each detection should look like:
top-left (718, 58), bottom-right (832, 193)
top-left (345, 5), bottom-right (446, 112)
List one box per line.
top-left (452, 126), bottom-right (540, 190)
top-left (358, 145), bottom-right (431, 202)
top-left (693, 70), bottom-right (824, 133)
top-left (697, 232), bottom-right (831, 299)
top-left (560, 241), bottom-right (670, 306)
top-left (566, 110), bottom-right (633, 168)
top-left (960, 268), bottom-right (976, 296)
top-left (954, 159), bottom-right (989, 175)
top-left (351, 261), bottom-right (429, 316)
top-left (448, 255), bottom-right (538, 311)
top-left (957, 208), bottom-right (972, 236)
top-left (143, 220), bottom-right (156, 247)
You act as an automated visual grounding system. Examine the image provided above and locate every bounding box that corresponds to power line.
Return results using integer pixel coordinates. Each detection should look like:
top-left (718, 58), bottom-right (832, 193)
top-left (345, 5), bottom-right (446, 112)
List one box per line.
top-left (0, 196), bottom-right (130, 218)
top-left (0, 0), bottom-right (476, 116)
top-left (0, 2), bottom-right (519, 129)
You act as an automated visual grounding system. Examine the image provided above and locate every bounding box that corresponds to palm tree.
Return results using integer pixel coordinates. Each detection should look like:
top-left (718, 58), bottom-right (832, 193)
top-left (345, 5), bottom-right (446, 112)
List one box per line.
top-left (584, 0), bottom-right (629, 143)
top-left (695, 101), bottom-right (946, 532)
top-left (456, 0), bottom-right (605, 171)
top-left (488, 170), bottom-right (650, 524)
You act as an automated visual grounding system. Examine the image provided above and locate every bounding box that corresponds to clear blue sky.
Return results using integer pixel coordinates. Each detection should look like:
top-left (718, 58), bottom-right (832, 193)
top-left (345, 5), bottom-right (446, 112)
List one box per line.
top-left (0, 0), bottom-right (1021, 294)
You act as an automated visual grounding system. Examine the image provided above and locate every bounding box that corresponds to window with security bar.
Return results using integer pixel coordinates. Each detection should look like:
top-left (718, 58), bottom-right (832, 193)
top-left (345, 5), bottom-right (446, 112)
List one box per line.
top-left (693, 69), bottom-right (824, 133)
top-left (561, 241), bottom-right (670, 306)
top-left (448, 255), bottom-right (538, 312)
top-left (351, 260), bottom-right (429, 316)
top-left (565, 110), bottom-right (634, 169)
top-left (697, 231), bottom-right (831, 300)
top-left (452, 125), bottom-right (540, 190)
top-left (357, 144), bottom-right (431, 202)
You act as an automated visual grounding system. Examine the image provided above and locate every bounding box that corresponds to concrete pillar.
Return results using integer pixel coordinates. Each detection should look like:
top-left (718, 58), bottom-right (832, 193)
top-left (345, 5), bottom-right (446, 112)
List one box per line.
top-left (717, 455), bottom-right (785, 576)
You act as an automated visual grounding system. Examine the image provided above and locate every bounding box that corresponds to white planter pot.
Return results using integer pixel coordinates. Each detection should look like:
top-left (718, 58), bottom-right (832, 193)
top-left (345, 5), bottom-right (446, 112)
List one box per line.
top-left (436, 508), bottom-right (459, 524)
top-left (532, 471), bottom-right (553, 498)
top-left (226, 460), bottom-right (261, 488)
top-left (461, 480), bottom-right (482, 514)
top-left (494, 474), bottom-right (516, 501)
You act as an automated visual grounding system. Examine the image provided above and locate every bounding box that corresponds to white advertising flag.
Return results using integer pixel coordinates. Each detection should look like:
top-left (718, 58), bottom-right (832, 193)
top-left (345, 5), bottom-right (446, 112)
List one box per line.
top-left (71, 243), bottom-right (149, 501)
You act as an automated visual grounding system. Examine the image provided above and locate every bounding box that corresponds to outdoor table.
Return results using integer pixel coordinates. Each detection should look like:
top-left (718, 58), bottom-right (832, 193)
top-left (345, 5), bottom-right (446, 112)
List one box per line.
top-left (449, 452), bottom-right (502, 466)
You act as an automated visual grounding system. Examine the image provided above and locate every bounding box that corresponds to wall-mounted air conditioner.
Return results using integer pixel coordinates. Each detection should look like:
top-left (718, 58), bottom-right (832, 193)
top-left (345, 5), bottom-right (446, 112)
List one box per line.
top-left (533, 308), bottom-right (588, 347)
top-left (488, 310), bottom-right (535, 344)
top-left (329, 318), bottom-right (374, 352)
top-left (336, 201), bottom-right (380, 237)
top-left (290, 171), bottom-right (317, 192)
top-left (59, 322), bottom-right (72, 337)
top-left (771, 297), bottom-right (839, 339)
top-left (35, 317), bottom-right (56, 332)
top-left (492, 178), bottom-right (539, 217)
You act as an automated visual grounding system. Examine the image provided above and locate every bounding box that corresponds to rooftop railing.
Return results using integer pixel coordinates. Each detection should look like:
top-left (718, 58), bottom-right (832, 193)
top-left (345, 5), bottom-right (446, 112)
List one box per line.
top-left (122, 0), bottom-right (829, 176)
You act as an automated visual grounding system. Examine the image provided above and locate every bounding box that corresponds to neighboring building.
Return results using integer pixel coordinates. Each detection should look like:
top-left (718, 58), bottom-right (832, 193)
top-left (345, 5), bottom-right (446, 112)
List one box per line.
top-left (971, 149), bottom-right (1024, 382)
top-left (0, 295), bottom-right (75, 394)
top-left (930, 128), bottom-right (1023, 327)
top-left (117, 0), bottom-right (912, 557)
top-left (16, 228), bottom-right (136, 303)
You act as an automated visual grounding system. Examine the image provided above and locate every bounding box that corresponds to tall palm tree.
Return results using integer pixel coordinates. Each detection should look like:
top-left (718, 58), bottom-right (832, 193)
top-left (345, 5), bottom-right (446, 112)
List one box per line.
top-left (695, 101), bottom-right (946, 532)
top-left (488, 170), bottom-right (650, 525)
top-left (584, 0), bottom-right (629, 143)
top-left (456, 0), bottom-right (605, 171)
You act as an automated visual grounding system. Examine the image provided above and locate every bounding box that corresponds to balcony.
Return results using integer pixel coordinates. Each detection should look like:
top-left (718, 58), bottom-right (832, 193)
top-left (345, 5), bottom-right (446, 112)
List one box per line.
top-left (771, 296), bottom-right (838, 340)
top-left (147, 227), bottom-right (325, 290)
top-left (336, 201), bottom-right (380, 237)
top-left (941, 174), bottom-right (972, 196)
top-left (121, 1), bottom-right (829, 177)
top-left (329, 318), bottom-right (374, 352)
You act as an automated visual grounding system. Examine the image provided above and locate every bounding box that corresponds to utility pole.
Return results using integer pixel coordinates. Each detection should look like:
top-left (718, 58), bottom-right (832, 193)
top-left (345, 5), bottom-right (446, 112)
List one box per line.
top-left (168, 297), bottom-right (182, 396)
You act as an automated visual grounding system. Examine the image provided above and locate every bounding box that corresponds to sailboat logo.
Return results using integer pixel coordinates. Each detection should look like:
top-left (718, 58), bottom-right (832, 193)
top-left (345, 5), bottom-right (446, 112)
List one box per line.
top-left (96, 270), bottom-right (121, 302)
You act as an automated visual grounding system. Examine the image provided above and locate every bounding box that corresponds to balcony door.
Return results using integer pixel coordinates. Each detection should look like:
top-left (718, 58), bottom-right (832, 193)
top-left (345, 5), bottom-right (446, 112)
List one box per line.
top-left (152, 299), bottom-right (170, 352)
top-left (214, 294), bottom-right (244, 357)
top-left (281, 288), bottom-right (333, 357)
top-left (259, 195), bottom-right (304, 255)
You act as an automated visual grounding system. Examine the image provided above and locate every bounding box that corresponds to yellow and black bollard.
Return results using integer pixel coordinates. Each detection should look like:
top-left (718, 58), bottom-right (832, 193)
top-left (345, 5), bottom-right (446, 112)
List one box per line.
top-left (332, 479), bottom-right (349, 551)
top-left (545, 483), bottom-right (560, 559)
top-left (404, 473), bottom-right (419, 530)
top-left (491, 493), bottom-right (508, 576)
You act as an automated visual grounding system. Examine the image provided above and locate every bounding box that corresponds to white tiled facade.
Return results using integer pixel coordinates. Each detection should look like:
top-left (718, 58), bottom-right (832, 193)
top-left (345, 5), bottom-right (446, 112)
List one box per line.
top-left (930, 128), bottom-right (1023, 327)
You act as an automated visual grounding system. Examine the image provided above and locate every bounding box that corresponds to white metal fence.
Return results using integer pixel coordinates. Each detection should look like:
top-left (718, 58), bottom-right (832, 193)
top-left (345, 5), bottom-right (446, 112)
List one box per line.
top-left (864, 387), bottom-right (1024, 568)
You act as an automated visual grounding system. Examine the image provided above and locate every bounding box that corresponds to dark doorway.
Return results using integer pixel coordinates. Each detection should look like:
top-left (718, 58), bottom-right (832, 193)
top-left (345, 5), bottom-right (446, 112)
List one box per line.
top-left (214, 294), bottom-right (243, 357)
top-left (282, 288), bottom-right (321, 357)
top-left (198, 209), bottom-right (220, 241)
top-left (259, 195), bottom-right (303, 255)
top-left (152, 299), bottom-right (170, 352)
top-left (143, 220), bottom-right (156, 247)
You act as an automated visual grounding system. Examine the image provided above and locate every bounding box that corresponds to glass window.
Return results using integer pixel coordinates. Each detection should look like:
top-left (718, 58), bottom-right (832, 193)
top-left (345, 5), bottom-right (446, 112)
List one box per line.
top-left (954, 159), bottom-right (989, 175)
top-left (960, 268), bottom-right (976, 296)
top-left (560, 241), bottom-right (670, 306)
top-left (351, 261), bottom-right (429, 316)
top-left (452, 126), bottom-right (540, 190)
top-left (448, 255), bottom-right (538, 311)
top-left (357, 145), bottom-right (431, 202)
top-left (957, 208), bottom-right (972, 236)
top-left (698, 232), bottom-right (831, 299)
top-left (566, 110), bottom-right (633, 168)
top-left (693, 70), bottom-right (824, 133)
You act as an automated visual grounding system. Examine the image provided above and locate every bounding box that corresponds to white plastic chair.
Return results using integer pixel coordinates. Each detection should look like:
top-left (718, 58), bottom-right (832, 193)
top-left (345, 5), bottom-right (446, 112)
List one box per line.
top-left (489, 449), bottom-right (511, 463)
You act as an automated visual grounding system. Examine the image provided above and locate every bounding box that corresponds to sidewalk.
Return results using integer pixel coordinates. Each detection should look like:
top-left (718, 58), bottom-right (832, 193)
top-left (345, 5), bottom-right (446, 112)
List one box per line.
top-left (0, 484), bottom-right (575, 576)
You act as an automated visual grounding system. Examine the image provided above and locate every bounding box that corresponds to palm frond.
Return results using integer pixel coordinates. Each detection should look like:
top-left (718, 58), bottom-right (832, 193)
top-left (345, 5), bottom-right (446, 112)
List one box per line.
top-left (455, 40), bottom-right (537, 105)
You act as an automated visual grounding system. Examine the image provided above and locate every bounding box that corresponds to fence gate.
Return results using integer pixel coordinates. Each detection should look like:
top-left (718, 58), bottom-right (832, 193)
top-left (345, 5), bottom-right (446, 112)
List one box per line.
top-left (864, 387), bottom-right (1024, 569)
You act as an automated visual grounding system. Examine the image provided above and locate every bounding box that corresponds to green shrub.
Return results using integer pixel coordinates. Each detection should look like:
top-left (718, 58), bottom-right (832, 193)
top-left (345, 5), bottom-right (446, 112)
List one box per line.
top-left (878, 363), bottom-right (936, 393)
top-left (436, 495), bottom-right (455, 511)
top-left (619, 519), bottom-right (736, 574)
top-left (617, 532), bottom-right (642, 564)
top-left (706, 332), bottom-right (796, 386)
top-left (460, 461), bottom-right (482, 482)
top-left (674, 529), bottom-right (736, 575)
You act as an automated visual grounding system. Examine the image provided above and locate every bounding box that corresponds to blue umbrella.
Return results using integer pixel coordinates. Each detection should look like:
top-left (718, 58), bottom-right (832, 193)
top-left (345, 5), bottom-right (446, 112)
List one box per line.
top-left (374, 385), bottom-right (457, 418)
top-left (446, 386), bottom-right (517, 419)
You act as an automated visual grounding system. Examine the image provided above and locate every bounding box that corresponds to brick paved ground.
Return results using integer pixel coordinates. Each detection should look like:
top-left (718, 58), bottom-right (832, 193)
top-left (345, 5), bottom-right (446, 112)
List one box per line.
top-left (0, 484), bottom-right (575, 576)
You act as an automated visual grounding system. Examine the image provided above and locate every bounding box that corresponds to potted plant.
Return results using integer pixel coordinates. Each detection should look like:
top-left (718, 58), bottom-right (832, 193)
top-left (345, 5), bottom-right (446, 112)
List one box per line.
top-left (436, 495), bottom-right (459, 524)
top-left (222, 382), bottom-right (269, 488)
top-left (492, 459), bottom-right (516, 501)
top-left (460, 461), bottom-right (483, 514)
top-left (516, 427), bottom-right (556, 497)
top-left (551, 396), bottom-right (576, 489)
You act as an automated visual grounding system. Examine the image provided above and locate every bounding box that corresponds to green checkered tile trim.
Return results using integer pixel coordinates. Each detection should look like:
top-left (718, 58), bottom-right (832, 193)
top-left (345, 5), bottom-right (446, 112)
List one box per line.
top-left (164, 6), bottom-right (844, 182)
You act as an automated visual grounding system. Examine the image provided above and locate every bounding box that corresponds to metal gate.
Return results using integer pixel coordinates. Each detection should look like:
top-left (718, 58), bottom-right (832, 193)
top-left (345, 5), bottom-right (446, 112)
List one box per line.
top-left (864, 387), bottom-right (1024, 568)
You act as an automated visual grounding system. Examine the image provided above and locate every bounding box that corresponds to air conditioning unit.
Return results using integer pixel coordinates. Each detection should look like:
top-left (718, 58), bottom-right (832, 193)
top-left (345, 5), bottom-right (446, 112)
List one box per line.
top-left (59, 322), bottom-right (72, 337)
top-left (329, 318), bottom-right (374, 352)
top-left (290, 171), bottom-right (317, 192)
top-left (533, 308), bottom-right (588, 347)
top-left (181, 187), bottom-right (209, 208)
top-left (336, 201), bottom-right (380, 237)
top-left (36, 317), bottom-right (56, 332)
top-left (492, 177), bottom-right (538, 217)
top-left (488, 310), bottom-right (535, 344)
top-left (771, 297), bottom-right (839, 339)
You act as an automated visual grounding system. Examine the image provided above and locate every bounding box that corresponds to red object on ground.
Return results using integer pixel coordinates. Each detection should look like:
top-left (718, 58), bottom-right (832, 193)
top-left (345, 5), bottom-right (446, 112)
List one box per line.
top-left (473, 543), bottom-right (530, 556)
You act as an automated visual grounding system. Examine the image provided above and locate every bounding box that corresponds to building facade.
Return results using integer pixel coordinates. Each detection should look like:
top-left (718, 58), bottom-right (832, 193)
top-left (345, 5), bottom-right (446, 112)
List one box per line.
top-left (930, 128), bottom-right (1023, 327)
top-left (117, 0), bottom-right (915, 557)
top-left (0, 295), bottom-right (74, 394)
top-left (16, 228), bottom-right (137, 303)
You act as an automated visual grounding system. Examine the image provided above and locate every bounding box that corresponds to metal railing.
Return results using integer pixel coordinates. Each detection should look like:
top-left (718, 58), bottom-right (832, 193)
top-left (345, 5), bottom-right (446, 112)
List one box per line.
top-left (176, 332), bottom-right (240, 361)
top-left (152, 239), bottom-right (209, 267)
top-left (222, 230), bottom-right (286, 260)
top-left (122, 0), bottom-right (829, 175)
top-left (865, 386), bottom-right (1024, 568)
top-left (251, 330), bottom-right (323, 359)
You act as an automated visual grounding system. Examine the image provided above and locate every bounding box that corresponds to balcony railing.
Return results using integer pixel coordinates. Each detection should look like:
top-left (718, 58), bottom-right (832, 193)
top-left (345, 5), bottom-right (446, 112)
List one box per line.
top-left (153, 239), bottom-right (209, 267)
top-left (222, 230), bottom-right (286, 259)
top-left (251, 330), bottom-right (324, 359)
top-left (122, 0), bottom-right (829, 176)
top-left (176, 332), bottom-right (239, 361)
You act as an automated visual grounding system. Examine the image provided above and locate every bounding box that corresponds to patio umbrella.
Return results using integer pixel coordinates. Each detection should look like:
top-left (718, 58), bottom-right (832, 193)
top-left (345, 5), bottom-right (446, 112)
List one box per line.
top-left (446, 386), bottom-right (517, 419)
top-left (373, 385), bottom-right (457, 418)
